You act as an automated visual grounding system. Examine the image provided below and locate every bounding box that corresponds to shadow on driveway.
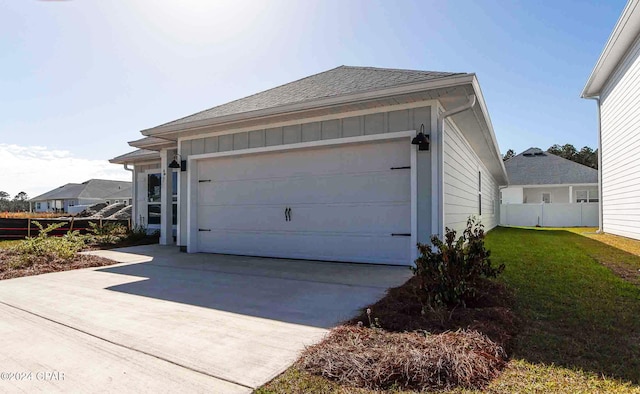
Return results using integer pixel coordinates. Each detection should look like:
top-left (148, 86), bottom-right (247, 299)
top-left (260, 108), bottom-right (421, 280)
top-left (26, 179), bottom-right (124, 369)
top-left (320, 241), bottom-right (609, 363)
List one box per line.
top-left (96, 245), bottom-right (412, 329)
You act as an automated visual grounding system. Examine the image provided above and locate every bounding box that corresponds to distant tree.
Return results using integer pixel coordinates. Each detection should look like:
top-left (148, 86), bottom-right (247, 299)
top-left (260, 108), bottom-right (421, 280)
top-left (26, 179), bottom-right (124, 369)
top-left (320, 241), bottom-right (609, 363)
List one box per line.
top-left (503, 149), bottom-right (516, 161)
top-left (547, 143), bottom-right (597, 169)
top-left (0, 191), bottom-right (9, 211)
top-left (10, 192), bottom-right (29, 212)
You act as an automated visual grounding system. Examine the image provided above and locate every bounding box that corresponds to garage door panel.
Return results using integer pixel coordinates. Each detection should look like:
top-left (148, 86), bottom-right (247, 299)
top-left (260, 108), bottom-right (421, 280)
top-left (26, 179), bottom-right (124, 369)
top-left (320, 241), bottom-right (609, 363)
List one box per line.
top-left (199, 172), bottom-right (410, 206)
top-left (198, 140), bottom-right (409, 182)
top-left (198, 203), bottom-right (409, 234)
top-left (195, 139), bottom-right (412, 265)
top-left (198, 230), bottom-right (410, 264)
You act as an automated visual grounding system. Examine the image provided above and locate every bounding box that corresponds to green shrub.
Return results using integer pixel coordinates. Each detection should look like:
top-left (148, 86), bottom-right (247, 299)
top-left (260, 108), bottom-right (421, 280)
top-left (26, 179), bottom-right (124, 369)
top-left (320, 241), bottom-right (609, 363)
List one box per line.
top-left (9, 221), bottom-right (87, 268)
top-left (87, 222), bottom-right (128, 245)
top-left (412, 217), bottom-right (504, 311)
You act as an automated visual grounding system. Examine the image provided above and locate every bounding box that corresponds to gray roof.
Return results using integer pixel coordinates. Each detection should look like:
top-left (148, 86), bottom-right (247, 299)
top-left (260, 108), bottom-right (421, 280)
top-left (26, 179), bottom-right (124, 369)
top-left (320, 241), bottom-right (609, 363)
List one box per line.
top-left (110, 149), bottom-right (160, 164)
top-left (505, 148), bottom-right (598, 185)
top-left (156, 66), bottom-right (463, 128)
top-left (30, 179), bottom-right (132, 202)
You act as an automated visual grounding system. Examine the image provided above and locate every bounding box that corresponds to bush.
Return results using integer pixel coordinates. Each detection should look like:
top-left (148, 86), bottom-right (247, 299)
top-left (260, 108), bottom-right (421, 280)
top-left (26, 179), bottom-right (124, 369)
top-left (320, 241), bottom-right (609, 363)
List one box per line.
top-left (9, 221), bottom-right (87, 268)
top-left (87, 222), bottom-right (129, 245)
top-left (413, 217), bottom-right (504, 311)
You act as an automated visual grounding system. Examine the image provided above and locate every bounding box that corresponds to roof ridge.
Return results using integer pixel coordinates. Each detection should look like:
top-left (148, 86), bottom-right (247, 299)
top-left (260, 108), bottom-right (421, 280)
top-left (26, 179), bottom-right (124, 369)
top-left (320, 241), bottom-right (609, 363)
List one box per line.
top-left (340, 65), bottom-right (464, 75)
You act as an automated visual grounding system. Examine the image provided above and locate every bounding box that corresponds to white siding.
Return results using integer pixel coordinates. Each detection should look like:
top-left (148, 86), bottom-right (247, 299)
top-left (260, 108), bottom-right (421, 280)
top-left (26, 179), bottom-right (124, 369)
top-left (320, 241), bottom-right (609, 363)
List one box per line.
top-left (443, 119), bottom-right (499, 235)
top-left (600, 34), bottom-right (640, 240)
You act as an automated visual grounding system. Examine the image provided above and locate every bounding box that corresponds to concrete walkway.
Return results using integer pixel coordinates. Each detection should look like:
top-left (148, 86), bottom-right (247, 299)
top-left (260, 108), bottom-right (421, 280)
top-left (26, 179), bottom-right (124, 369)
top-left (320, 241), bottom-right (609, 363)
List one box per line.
top-left (0, 245), bottom-right (411, 393)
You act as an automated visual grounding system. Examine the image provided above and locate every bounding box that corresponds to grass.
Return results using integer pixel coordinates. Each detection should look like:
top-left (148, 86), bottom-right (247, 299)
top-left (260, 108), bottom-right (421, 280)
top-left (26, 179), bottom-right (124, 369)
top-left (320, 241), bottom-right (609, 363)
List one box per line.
top-left (258, 227), bottom-right (640, 393)
top-left (0, 212), bottom-right (66, 219)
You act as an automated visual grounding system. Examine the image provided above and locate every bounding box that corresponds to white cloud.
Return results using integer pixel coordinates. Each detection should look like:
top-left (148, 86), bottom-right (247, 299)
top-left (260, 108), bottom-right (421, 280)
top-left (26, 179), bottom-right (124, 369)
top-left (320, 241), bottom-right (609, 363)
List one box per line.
top-left (0, 144), bottom-right (131, 199)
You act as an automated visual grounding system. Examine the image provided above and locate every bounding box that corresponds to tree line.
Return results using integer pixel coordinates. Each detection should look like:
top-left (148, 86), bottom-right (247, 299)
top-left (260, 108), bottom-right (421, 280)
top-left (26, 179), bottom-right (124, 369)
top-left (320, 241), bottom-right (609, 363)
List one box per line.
top-left (503, 144), bottom-right (598, 169)
top-left (0, 191), bottom-right (30, 212)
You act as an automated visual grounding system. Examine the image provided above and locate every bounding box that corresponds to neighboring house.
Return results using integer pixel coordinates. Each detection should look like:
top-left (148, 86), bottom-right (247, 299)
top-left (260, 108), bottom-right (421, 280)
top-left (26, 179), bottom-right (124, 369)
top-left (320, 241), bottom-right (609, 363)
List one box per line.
top-left (582, 0), bottom-right (640, 240)
top-left (30, 179), bottom-right (132, 213)
top-left (499, 148), bottom-right (599, 227)
top-left (111, 66), bottom-right (507, 266)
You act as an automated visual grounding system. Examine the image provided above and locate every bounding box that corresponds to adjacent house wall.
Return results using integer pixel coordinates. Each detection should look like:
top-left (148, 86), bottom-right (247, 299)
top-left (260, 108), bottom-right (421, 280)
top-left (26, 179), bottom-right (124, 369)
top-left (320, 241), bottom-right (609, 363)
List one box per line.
top-left (523, 186), bottom-right (569, 204)
top-left (178, 106), bottom-right (433, 246)
top-left (600, 34), bottom-right (640, 240)
top-left (443, 118), bottom-right (499, 235)
top-left (500, 187), bottom-right (523, 204)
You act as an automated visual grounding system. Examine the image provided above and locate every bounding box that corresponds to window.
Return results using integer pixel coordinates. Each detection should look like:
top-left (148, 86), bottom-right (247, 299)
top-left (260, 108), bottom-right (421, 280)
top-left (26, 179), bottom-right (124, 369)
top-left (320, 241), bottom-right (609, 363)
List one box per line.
top-left (542, 193), bottom-right (551, 203)
top-left (576, 190), bottom-right (598, 203)
top-left (36, 202), bottom-right (41, 210)
top-left (146, 171), bottom-right (178, 226)
top-left (148, 173), bottom-right (161, 202)
top-left (148, 204), bottom-right (161, 225)
top-left (478, 171), bottom-right (482, 215)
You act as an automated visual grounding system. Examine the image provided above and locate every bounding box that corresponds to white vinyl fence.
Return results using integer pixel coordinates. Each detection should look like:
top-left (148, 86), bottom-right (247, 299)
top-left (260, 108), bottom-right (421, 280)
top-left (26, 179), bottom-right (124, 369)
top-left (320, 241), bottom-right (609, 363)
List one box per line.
top-left (500, 203), bottom-right (598, 227)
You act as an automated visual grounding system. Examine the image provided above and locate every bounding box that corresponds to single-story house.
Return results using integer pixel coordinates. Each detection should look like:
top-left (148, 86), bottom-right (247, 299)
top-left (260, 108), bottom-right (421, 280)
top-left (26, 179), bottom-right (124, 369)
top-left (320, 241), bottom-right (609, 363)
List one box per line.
top-left (111, 66), bottom-right (507, 265)
top-left (29, 179), bottom-right (132, 213)
top-left (499, 147), bottom-right (599, 227)
top-left (582, 0), bottom-right (640, 240)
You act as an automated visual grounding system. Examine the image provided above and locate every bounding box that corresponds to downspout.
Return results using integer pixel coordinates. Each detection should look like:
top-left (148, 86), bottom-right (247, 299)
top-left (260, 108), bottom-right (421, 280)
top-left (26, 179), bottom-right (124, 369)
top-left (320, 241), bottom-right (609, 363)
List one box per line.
top-left (435, 94), bottom-right (476, 237)
top-left (585, 97), bottom-right (603, 233)
top-left (123, 164), bottom-right (136, 228)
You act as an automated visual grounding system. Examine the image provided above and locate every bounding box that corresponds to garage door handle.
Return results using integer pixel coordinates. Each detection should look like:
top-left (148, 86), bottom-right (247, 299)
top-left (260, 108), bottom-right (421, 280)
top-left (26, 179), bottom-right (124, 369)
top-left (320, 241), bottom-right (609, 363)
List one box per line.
top-left (391, 233), bottom-right (411, 236)
top-left (198, 228), bottom-right (211, 232)
top-left (285, 207), bottom-right (291, 221)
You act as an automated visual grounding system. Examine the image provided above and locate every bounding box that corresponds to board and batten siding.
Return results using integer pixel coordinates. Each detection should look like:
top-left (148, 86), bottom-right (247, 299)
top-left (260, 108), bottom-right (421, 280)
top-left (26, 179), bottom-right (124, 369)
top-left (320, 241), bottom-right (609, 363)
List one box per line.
top-left (600, 33), bottom-right (640, 240)
top-left (178, 106), bottom-right (433, 246)
top-left (443, 119), bottom-right (498, 235)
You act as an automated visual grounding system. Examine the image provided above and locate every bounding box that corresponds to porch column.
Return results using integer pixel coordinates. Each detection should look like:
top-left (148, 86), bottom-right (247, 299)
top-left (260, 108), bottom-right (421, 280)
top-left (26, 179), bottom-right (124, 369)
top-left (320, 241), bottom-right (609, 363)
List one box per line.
top-left (160, 149), bottom-right (174, 245)
top-left (569, 185), bottom-right (573, 203)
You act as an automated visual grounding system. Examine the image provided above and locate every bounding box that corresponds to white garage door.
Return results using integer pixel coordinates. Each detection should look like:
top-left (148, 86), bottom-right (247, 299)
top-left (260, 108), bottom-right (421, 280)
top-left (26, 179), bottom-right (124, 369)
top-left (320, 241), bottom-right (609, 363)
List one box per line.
top-left (195, 139), bottom-right (411, 265)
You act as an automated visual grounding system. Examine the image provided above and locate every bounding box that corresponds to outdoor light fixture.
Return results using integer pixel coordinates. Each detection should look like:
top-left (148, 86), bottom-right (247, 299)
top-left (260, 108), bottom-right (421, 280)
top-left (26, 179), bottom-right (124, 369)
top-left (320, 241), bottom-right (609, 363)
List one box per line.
top-left (168, 154), bottom-right (187, 171)
top-left (411, 124), bottom-right (430, 151)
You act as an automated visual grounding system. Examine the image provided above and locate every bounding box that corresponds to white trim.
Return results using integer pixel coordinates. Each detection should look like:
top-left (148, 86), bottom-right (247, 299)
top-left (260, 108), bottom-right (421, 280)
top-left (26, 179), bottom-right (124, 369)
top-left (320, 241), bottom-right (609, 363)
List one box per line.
top-left (187, 130), bottom-right (415, 162)
top-left (410, 141), bottom-right (418, 265)
top-left (186, 130), bottom-right (417, 265)
top-left (509, 183), bottom-right (599, 188)
top-left (177, 100), bottom-right (438, 143)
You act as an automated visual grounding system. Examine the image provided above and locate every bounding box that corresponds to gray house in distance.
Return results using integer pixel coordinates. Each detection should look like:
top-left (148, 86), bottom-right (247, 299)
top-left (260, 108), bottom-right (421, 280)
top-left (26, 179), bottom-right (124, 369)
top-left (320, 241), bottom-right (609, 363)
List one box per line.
top-left (30, 179), bottom-right (132, 214)
top-left (500, 148), bottom-right (599, 227)
top-left (111, 66), bottom-right (507, 266)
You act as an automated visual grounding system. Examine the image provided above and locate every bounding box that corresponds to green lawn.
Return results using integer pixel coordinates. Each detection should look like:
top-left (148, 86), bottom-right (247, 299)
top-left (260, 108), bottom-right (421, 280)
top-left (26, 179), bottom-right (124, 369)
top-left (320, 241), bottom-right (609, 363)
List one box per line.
top-left (259, 227), bottom-right (640, 393)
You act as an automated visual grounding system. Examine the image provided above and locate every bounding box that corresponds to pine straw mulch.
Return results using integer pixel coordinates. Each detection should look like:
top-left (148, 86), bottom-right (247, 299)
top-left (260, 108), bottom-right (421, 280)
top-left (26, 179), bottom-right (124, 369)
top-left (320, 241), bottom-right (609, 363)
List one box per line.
top-left (296, 277), bottom-right (518, 391)
top-left (0, 250), bottom-right (118, 280)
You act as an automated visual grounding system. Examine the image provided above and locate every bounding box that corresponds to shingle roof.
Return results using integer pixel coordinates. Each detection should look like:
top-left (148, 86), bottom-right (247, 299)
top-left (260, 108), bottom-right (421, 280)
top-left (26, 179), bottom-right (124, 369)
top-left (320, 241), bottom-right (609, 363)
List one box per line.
top-left (156, 66), bottom-right (463, 128)
top-left (110, 149), bottom-right (160, 163)
top-left (505, 148), bottom-right (598, 185)
top-left (30, 179), bottom-right (132, 202)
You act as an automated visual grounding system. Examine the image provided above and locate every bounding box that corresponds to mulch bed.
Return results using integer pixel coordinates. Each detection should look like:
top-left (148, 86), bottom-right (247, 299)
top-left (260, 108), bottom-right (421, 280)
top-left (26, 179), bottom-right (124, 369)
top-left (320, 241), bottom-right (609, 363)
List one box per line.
top-left (298, 277), bottom-right (518, 391)
top-left (0, 250), bottom-right (118, 280)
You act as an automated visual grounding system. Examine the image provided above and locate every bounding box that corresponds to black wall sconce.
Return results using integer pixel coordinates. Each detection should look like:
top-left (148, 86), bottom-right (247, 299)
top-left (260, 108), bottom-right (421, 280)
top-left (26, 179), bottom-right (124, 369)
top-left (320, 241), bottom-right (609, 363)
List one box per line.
top-left (168, 154), bottom-right (187, 172)
top-left (411, 124), bottom-right (430, 151)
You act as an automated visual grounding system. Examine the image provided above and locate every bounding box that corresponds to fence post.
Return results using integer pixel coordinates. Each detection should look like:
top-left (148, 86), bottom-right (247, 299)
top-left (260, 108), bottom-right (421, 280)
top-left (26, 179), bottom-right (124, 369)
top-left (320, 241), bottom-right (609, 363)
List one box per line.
top-left (70, 217), bottom-right (74, 232)
top-left (128, 218), bottom-right (131, 230)
top-left (27, 218), bottom-right (31, 238)
top-left (99, 218), bottom-right (103, 229)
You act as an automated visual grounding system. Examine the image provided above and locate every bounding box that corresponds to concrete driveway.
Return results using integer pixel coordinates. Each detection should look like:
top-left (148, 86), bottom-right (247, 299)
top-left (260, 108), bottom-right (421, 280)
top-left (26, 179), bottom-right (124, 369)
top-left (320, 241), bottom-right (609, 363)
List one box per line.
top-left (0, 245), bottom-right (411, 393)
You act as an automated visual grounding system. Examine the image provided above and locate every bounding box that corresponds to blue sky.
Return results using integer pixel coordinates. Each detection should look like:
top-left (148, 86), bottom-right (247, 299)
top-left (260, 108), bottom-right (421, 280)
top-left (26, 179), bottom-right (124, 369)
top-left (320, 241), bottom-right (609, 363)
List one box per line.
top-left (0, 0), bottom-right (626, 197)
